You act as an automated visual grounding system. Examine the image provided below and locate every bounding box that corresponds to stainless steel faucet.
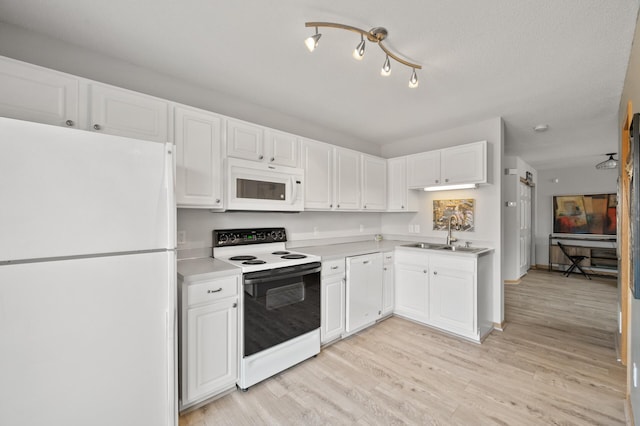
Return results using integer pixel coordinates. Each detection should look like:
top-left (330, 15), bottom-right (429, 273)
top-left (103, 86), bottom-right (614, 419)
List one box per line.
top-left (447, 215), bottom-right (458, 246)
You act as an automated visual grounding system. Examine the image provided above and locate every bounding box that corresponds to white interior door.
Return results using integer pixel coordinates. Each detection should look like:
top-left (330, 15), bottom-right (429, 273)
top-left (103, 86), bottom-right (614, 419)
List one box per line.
top-left (519, 181), bottom-right (532, 276)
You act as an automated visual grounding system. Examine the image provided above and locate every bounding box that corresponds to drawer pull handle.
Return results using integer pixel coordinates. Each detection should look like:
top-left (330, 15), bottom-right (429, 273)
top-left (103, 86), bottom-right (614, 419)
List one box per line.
top-left (331, 266), bottom-right (339, 270)
top-left (363, 260), bottom-right (370, 264)
top-left (207, 288), bottom-right (223, 293)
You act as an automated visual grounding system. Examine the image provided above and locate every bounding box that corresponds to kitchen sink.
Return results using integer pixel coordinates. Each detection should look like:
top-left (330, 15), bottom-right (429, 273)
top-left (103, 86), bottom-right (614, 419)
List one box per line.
top-left (402, 242), bottom-right (447, 249)
top-left (438, 245), bottom-right (486, 253)
top-left (402, 242), bottom-right (486, 253)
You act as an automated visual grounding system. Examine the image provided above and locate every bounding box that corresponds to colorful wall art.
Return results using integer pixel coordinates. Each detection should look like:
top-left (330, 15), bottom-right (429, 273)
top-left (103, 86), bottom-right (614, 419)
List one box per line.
top-left (433, 199), bottom-right (475, 231)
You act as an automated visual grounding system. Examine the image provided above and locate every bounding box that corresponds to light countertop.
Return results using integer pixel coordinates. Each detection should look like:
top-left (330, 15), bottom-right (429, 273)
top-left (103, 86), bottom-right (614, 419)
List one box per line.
top-left (177, 257), bottom-right (239, 282)
top-left (294, 240), bottom-right (413, 260)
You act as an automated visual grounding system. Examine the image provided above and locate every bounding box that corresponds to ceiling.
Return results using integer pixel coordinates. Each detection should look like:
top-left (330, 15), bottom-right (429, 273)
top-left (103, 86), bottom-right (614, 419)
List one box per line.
top-left (0, 0), bottom-right (638, 170)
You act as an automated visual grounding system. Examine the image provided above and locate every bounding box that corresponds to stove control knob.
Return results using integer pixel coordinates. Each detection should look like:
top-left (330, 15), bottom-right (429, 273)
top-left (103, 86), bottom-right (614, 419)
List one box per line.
top-left (218, 234), bottom-right (228, 244)
top-left (270, 231), bottom-right (278, 240)
top-left (229, 234), bottom-right (237, 243)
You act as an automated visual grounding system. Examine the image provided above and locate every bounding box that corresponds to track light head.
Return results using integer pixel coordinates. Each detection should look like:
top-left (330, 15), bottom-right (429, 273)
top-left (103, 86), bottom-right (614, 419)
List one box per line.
top-left (304, 27), bottom-right (321, 52)
top-left (409, 68), bottom-right (419, 88)
top-left (353, 35), bottom-right (365, 60)
top-left (381, 55), bottom-right (391, 76)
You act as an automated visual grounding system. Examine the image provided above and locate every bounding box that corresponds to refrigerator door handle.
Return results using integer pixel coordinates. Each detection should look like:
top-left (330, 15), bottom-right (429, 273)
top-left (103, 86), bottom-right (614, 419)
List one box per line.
top-left (165, 143), bottom-right (177, 249)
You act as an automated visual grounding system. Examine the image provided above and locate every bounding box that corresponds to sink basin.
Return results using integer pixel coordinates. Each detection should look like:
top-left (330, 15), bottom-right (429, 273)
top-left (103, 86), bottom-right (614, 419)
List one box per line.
top-left (402, 242), bottom-right (447, 249)
top-left (439, 245), bottom-right (486, 253)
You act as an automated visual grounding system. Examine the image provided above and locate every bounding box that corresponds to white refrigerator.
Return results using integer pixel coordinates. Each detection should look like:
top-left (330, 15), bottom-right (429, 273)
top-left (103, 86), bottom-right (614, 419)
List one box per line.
top-left (0, 117), bottom-right (177, 426)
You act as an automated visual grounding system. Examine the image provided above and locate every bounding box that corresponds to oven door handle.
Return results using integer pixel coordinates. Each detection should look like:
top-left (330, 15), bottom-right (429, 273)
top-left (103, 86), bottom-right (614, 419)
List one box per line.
top-left (244, 266), bottom-right (321, 285)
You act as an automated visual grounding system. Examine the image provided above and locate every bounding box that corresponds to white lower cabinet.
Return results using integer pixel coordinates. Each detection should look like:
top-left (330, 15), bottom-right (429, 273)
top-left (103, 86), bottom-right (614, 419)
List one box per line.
top-left (394, 248), bottom-right (493, 342)
top-left (180, 273), bottom-right (239, 410)
top-left (321, 258), bottom-right (345, 344)
top-left (382, 251), bottom-right (395, 316)
top-left (428, 254), bottom-right (475, 335)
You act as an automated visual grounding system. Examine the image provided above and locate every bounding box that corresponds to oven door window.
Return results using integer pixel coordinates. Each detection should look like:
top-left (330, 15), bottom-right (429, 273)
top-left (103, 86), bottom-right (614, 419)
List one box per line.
top-left (237, 178), bottom-right (285, 201)
top-left (243, 269), bottom-right (320, 357)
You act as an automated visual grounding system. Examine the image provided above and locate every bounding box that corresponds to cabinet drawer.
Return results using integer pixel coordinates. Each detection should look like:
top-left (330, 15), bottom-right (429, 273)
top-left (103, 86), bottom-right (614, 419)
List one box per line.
top-left (430, 254), bottom-right (475, 273)
top-left (188, 275), bottom-right (238, 306)
top-left (322, 259), bottom-right (345, 277)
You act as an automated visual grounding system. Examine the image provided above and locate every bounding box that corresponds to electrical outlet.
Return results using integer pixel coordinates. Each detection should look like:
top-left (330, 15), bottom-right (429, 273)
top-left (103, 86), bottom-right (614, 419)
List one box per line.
top-left (414, 224), bottom-right (420, 233)
top-left (408, 224), bottom-right (414, 233)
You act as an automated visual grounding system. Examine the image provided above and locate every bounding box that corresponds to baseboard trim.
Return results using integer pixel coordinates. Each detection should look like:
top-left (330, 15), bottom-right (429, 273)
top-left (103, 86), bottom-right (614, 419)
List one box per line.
top-left (493, 321), bottom-right (507, 331)
top-left (504, 279), bottom-right (521, 285)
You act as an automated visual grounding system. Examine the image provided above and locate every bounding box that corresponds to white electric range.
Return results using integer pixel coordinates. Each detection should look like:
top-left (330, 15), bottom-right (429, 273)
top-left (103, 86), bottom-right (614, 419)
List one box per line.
top-left (212, 228), bottom-right (321, 390)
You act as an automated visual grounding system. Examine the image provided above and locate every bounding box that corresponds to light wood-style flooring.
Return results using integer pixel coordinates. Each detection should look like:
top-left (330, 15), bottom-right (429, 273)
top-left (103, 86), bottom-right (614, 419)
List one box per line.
top-left (180, 269), bottom-right (625, 425)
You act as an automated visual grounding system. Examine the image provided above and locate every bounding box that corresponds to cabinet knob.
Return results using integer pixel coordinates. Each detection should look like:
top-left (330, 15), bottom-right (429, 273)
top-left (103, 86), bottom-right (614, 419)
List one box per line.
top-left (207, 288), bottom-right (223, 293)
top-left (215, 199), bottom-right (221, 204)
top-left (433, 271), bottom-right (438, 275)
top-left (401, 205), bottom-right (405, 209)
top-left (65, 120), bottom-right (74, 127)
top-left (270, 157), bottom-right (275, 162)
top-left (435, 179), bottom-right (439, 184)
top-left (258, 155), bottom-right (264, 160)
top-left (423, 270), bottom-right (427, 274)
top-left (232, 302), bottom-right (237, 308)
top-left (93, 124), bottom-right (101, 130)
top-left (331, 266), bottom-right (339, 270)
top-left (337, 204), bottom-right (340, 208)
top-left (445, 178), bottom-right (449, 183)
top-left (330, 204), bottom-right (333, 208)
top-left (364, 205), bottom-right (367, 209)
top-left (383, 267), bottom-right (387, 271)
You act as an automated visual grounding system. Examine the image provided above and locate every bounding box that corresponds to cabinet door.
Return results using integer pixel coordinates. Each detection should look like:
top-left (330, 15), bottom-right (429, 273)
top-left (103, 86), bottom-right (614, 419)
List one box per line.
top-left (0, 57), bottom-right (79, 128)
top-left (89, 84), bottom-right (169, 142)
top-left (265, 129), bottom-right (299, 167)
top-left (440, 141), bottom-right (486, 185)
top-left (394, 263), bottom-right (429, 321)
top-left (382, 252), bottom-right (394, 316)
top-left (226, 118), bottom-right (264, 161)
top-left (345, 253), bottom-right (383, 333)
top-left (407, 151), bottom-right (441, 188)
top-left (185, 298), bottom-right (238, 404)
top-left (300, 138), bottom-right (333, 209)
top-left (321, 275), bottom-right (345, 344)
top-left (428, 255), bottom-right (475, 334)
top-left (361, 154), bottom-right (387, 210)
top-left (334, 148), bottom-right (361, 210)
top-left (174, 106), bottom-right (223, 208)
top-left (387, 157), bottom-right (408, 211)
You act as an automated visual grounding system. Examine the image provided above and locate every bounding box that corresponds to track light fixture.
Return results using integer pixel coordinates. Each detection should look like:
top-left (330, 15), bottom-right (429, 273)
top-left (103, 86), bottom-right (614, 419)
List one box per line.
top-left (304, 21), bottom-right (422, 88)
top-left (595, 153), bottom-right (618, 170)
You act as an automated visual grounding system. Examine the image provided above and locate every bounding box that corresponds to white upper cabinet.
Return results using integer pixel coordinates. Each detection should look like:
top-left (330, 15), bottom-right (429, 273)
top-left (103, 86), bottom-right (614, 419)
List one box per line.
top-left (334, 148), bottom-right (361, 210)
top-left (407, 151), bottom-right (441, 188)
top-left (300, 138), bottom-right (334, 210)
top-left (406, 141), bottom-right (487, 188)
top-left (0, 56), bottom-right (79, 128)
top-left (440, 141), bottom-right (487, 185)
top-left (264, 129), bottom-right (299, 167)
top-left (89, 83), bottom-right (169, 143)
top-left (226, 118), bottom-right (264, 162)
top-left (174, 106), bottom-right (224, 209)
top-left (227, 120), bottom-right (299, 167)
top-left (387, 157), bottom-right (419, 212)
top-left (361, 154), bottom-right (387, 211)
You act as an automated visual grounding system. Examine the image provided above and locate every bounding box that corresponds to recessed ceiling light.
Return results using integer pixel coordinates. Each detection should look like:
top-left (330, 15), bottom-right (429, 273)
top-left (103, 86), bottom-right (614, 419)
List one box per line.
top-left (533, 124), bottom-right (549, 132)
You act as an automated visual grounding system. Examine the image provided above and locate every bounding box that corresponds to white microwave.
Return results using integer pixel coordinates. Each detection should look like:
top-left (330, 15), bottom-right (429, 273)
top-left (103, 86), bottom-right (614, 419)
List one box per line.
top-left (226, 158), bottom-right (304, 211)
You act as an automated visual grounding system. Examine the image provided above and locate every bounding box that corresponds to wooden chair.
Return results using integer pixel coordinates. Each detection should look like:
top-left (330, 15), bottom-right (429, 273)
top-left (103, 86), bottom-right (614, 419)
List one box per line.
top-left (557, 242), bottom-right (591, 280)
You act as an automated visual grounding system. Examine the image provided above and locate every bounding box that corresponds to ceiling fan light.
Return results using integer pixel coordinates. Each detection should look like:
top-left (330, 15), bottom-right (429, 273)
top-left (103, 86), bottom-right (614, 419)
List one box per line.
top-left (304, 28), bottom-right (321, 52)
top-left (353, 35), bottom-right (365, 60)
top-left (595, 153), bottom-right (618, 170)
top-left (408, 68), bottom-right (419, 88)
top-left (381, 55), bottom-right (391, 76)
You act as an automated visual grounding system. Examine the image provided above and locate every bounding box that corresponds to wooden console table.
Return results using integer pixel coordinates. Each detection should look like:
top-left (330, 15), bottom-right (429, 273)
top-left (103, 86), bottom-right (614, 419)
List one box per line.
top-left (548, 234), bottom-right (618, 276)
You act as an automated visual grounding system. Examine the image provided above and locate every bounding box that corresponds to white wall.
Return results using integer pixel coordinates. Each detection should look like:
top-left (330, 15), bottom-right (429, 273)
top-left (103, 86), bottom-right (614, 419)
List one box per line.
top-left (535, 165), bottom-right (617, 266)
top-left (380, 117), bottom-right (505, 324)
top-left (177, 210), bottom-right (383, 258)
top-left (0, 22), bottom-right (379, 156)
